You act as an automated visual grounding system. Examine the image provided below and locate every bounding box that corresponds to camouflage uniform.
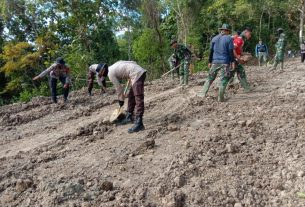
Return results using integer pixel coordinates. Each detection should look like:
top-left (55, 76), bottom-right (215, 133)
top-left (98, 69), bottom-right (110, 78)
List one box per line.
top-left (173, 44), bottom-right (192, 85)
top-left (168, 54), bottom-right (179, 80)
top-left (202, 64), bottom-right (231, 101)
top-left (273, 33), bottom-right (286, 70)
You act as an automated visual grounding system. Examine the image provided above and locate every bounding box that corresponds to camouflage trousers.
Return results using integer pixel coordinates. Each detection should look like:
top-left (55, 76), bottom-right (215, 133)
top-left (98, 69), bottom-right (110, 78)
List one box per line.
top-left (201, 64), bottom-right (231, 101)
top-left (273, 51), bottom-right (284, 70)
top-left (179, 60), bottom-right (190, 85)
top-left (230, 64), bottom-right (250, 92)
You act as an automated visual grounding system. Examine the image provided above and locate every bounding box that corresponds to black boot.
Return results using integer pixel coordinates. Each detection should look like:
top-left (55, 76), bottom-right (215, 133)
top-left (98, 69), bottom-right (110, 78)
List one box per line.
top-left (128, 116), bottom-right (145, 133)
top-left (119, 112), bottom-right (133, 125)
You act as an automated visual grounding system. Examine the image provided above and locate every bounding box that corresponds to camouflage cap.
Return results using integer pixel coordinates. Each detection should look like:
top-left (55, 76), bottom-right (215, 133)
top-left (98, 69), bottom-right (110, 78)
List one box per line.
top-left (219, 24), bottom-right (231, 31)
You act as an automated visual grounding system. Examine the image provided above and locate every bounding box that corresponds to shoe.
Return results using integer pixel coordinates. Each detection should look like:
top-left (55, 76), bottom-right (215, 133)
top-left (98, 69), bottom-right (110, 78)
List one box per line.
top-left (128, 116), bottom-right (145, 133)
top-left (119, 112), bottom-right (133, 125)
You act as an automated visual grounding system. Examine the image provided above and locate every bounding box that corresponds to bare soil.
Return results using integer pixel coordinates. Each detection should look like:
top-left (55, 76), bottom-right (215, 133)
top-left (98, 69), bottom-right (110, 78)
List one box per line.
top-left (1, 60), bottom-right (305, 207)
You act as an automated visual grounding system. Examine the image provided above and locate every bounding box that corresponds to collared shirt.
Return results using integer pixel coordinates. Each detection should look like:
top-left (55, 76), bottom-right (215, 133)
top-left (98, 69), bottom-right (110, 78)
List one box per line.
top-left (38, 63), bottom-right (71, 84)
top-left (108, 61), bottom-right (146, 101)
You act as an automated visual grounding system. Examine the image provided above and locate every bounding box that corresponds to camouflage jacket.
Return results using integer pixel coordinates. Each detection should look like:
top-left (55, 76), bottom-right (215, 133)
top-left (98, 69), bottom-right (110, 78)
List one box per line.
top-left (173, 44), bottom-right (192, 62)
top-left (275, 33), bottom-right (286, 52)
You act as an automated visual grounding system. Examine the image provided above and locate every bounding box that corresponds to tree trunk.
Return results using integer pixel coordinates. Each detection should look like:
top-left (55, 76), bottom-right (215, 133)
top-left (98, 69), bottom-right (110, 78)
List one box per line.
top-left (299, 0), bottom-right (305, 45)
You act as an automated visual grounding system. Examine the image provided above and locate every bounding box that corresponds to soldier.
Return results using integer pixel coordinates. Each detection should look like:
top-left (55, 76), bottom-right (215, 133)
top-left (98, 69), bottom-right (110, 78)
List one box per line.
top-left (255, 39), bottom-right (268, 67)
top-left (33, 57), bottom-right (71, 103)
top-left (170, 40), bottom-right (192, 86)
top-left (168, 54), bottom-right (179, 80)
top-left (108, 61), bottom-right (146, 133)
top-left (230, 27), bottom-right (252, 92)
top-left (87, 63), bottom-right (108, 96)
top-left (271, 28), bottom-right (286, 70)
top-left (197, 24), bottom-right (235, 102)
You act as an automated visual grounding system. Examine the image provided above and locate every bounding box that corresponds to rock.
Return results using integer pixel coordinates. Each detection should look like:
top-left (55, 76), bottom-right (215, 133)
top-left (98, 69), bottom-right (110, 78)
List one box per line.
top-left (63, 183), bottom-right (84, 196)
top-left (297, 171), bottom-right (305, 177)
top-left (246, 120), bottom-right (255, 127)
top-left (226, 144), bottom-right (237, 153)
top-left (101, 181), bottom-right (113, 191)
top-left (238, 120), bottom-right (246, 127)
top-left (16, 178), bottom-right (33, 192)
top-left (234, 203), bottom-right (242, 207)
top-left (174, 175), bottom-right (186, 188)
top-left (167, 124), bottom-right (179, 132)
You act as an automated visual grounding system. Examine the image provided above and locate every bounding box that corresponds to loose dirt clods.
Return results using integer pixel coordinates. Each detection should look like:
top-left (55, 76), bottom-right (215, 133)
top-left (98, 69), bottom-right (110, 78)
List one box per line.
top-left (1, 60), bottom-right (305, 206)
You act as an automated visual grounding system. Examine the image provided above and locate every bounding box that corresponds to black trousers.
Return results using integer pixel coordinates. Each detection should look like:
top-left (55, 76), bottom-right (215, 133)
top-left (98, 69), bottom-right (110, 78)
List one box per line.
top-left (50, 77), bottom-right (69, 103)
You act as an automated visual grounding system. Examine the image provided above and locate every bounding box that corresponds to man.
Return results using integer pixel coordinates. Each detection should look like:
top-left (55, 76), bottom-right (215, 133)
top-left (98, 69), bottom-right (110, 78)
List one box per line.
top-left (230, 27), bottom-right (252, 92)
top-left (301, 41), bottom-right (305, 63)
top-left (271, 28), bottom-right (286, 70)
top-left (197, 24), bottom-right (235, 102)
top-left (108, 61), bottom-right (146, 133)
top-left (33, 57), bottom-right (71, 103)
top-left (170, 40), bottom-right (192, 86)
top-left (255, 39), bottom-right (268, 67)
top-left (168, 54), bottom-right (179, 80)
top-left (87, 63), bottom-right (108, 96)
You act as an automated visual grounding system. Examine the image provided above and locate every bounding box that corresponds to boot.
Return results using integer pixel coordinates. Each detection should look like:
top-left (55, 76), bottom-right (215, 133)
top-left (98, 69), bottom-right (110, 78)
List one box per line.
top-left (183, 73), bottom-right (189, 86)
top-left (119, 112), bottom-right (133, 125)
top-left (218, 85), bottom-right (226, 102)
top-left (240, 78), bottom-right (250, 92)
top-left (197, 80), bottom-right (210, 97)
top-left (179, 76), bottom-right (183, 85)
top-left (128, 116), bottom-right (145, 133)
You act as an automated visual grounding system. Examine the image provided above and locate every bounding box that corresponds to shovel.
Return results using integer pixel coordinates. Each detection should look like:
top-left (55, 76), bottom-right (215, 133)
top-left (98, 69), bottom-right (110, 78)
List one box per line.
top-left (109, 80), bottom-right (131, 123)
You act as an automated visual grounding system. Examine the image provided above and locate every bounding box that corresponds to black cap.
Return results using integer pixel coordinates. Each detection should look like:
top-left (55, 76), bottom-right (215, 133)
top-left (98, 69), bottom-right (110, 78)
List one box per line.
top-left (56, 57), bottom-right (65, 65)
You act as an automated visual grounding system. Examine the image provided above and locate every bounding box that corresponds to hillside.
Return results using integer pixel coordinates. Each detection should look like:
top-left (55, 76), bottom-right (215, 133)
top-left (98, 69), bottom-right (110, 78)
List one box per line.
top-left (1, 60), bottom-right (305, 207)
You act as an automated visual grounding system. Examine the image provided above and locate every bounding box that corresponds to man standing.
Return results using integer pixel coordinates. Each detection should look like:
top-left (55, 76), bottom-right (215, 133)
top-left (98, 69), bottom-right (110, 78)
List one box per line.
top-left (33, 57), bottom-right (71, 103)
top-left (255, 39), bottom-right (268, 67)
top-left (231, 27), bottom-right (252, 92)
top-left (108, 61), bottom-right (146, 133)
top-left (197, 24), bottom-right (235, 102)
top-left (301, 41), bottom-right (305, 63)
top-left (170, 40), bottom-right (192, 86)
top-left (87, 63), bottom-right (108, 96)
top-left (271, 28), bottom-right (286, 70)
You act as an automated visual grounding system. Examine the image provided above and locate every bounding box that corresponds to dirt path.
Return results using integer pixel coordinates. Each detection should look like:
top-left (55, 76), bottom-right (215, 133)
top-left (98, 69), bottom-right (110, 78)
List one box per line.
top-left (1, 60), bottom-right (305, 207)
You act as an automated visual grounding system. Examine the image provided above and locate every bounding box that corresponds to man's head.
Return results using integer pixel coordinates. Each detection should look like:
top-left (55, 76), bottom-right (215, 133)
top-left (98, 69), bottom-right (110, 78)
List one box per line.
top-left (170, 39), bottom-right (178, 49)
top-left (56, 57), bottom-right (65, 65)
top-left (259, 39), bottom-right (262, 44)
top-left (97, 63), bottom-right (109, 79)
top-left (277, 28), bottom-right (284, 35)
top-left (219, 23), bottom-right (231, 35)
top-left (242, 27), bottom-right (252, 40)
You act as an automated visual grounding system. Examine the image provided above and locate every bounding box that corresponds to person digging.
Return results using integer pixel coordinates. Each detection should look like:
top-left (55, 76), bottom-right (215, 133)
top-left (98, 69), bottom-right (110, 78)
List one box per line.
top-left (108, 60), bottom-right (146, 133)
top-left (33, 57), bottom-right (71, 103)
top-left (87, 63), bottom-right (108, 96)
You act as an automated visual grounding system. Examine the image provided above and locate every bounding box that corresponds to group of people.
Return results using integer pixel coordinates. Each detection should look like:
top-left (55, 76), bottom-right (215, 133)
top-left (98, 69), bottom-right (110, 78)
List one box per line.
top-left (32, 23), bottom-right (288, 133)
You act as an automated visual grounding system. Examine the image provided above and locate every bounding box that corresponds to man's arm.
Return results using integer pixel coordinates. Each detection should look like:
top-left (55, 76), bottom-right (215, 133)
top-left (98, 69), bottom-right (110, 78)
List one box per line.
top-left (255, 45), bottom-right (258, 57)
top-left (33, 64), bottom-right (55, 80)
top-left (208, 42), bottom-right (215, 66)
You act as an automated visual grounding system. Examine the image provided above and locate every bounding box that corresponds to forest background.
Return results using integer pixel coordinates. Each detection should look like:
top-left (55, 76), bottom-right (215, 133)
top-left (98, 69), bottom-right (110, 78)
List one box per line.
top-left (0, 0), bottom-right (304, 104)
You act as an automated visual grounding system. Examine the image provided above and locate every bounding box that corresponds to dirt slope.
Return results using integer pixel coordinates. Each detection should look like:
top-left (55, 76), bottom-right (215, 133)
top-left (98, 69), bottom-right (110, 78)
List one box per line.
top-left (1, 60), bottom-right (305, 207)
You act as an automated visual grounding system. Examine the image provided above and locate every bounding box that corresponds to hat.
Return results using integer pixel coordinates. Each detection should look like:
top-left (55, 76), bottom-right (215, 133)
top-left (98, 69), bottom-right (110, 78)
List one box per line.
top-left (56, 57), bottom-right (65, 65)
top-left (277, 28), bottom-right (284, 32)
top-left (219, 24), bottom-right (231, 31)
top-left (96, 63), bottom-right (108, 77)
top-left (170, 39), bottom-right (177, 46)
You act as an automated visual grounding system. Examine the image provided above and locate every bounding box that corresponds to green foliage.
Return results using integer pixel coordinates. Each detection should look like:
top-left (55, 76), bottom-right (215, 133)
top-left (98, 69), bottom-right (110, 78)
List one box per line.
top-left (0, 0), bottom-right (304, 105)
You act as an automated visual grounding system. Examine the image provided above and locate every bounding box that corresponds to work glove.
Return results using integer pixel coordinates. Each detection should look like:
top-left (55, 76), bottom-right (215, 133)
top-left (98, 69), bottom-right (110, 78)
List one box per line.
top-left (118, 101), bottom-right (124, 107)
